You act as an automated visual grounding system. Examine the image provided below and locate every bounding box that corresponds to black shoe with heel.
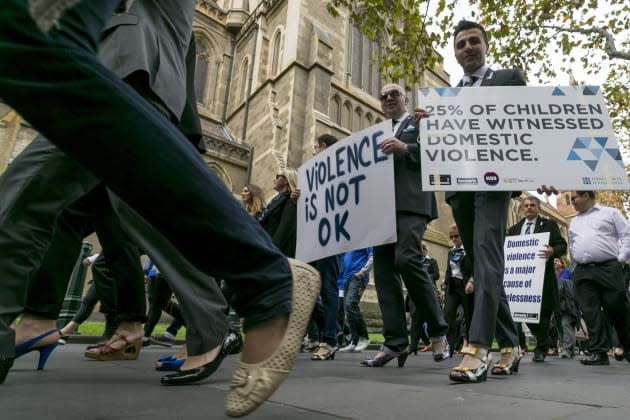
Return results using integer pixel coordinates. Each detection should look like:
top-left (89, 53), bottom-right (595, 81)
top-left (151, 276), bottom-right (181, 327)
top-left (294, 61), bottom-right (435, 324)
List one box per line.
top-left (491, 347), bottom-right (522, 375)
top-left (311, 343), bottom-right (337, 360)
top-left (449, 346), bottom-right (492, 383)
top-left (360, 345), bottom-right (409, 367)
top-left (161, 329), bottom-right (241, 386)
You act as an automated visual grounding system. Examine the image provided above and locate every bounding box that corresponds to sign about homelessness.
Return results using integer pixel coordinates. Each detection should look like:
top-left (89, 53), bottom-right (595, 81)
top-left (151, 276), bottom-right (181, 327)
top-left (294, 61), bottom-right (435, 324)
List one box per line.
top-left (503, 232), bottom-right (549, 324)
top-left (296, 121), bottom-right (396, 262)
top-left (418, 86), bottom-right (629, 191)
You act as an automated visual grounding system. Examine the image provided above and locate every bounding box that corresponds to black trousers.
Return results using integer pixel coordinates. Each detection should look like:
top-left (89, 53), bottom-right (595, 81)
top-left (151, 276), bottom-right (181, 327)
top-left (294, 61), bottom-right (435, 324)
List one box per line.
top-left (444, 281), bottom-right (473, 350)
top-left (0, 0), bottom-right (292, 358)
top-left (374, 212), bottom-right (448, 352)
top-left (574, 261), bottom-right (630, 354)
top-left (144, 274), bottom-right (185, 337)
top-left (23, 182), bottom-right (146, 323)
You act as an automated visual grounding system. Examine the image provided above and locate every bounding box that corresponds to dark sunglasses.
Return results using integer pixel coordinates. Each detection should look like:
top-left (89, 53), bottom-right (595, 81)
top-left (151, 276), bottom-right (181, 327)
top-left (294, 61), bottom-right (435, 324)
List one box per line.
top-left (449, 234), bottom-right (460, 239)
top-left (379, 90), bottom-right (402, 100)
top-left (275, 174), bottom-right (286, 180)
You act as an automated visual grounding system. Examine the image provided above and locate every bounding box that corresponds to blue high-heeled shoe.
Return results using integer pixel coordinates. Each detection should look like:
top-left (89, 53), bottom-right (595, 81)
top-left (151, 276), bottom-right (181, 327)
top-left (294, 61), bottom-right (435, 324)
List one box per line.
top-left (15, 329), bottom-right (60, 370)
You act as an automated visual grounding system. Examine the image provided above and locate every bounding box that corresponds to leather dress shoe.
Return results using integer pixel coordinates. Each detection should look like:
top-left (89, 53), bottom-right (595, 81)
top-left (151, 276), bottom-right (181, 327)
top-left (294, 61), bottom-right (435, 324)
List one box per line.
top-left (161, 330), bottom-right (241, 385)
top-left (532, 350), bottom-right (546, 362)
top-left (580, 353), bottom-right (610, 365)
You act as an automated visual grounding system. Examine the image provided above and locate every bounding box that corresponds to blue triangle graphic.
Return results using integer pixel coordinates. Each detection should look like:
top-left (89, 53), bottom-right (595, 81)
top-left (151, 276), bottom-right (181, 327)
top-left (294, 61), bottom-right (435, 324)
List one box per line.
top-left (594, 137), bottom-right (608, 148)
top-left (419, 88), bottom-right (430, 97)
top-left (583, 160), bottom-right (598, 171)
top-left (573, 137), bottom-right (591, 148)
top-left (552, 87), bottom-right (565, 96)
top-left (589, 148), bottom-right (603, 158)
top-left (435, 88), bottom-right (449, 97)
top-left (606, 148), bottom-right (622, 161)
top-left (583, 86), bottom-right (599, 95)
top-left (567, 150), bottom-right (581, 160)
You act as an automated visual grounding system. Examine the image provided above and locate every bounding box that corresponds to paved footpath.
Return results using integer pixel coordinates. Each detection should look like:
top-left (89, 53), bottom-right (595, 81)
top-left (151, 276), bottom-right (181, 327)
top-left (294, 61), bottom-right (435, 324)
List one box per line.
top-left (2, 343), bottom-right (630, 420)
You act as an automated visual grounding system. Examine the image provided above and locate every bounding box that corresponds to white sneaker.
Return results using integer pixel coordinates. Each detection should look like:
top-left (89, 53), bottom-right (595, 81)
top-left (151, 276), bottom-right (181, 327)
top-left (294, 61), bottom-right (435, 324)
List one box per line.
top-left (354, 338), bottom-right (370, 352)
top-left (339, 343), bottom-right (356, 352)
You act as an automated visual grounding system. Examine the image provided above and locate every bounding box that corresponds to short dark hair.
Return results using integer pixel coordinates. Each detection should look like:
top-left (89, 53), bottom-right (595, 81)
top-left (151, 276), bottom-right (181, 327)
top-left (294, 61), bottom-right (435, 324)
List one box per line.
top-left (453, 20), bottom-right (489, 46)
top-left (317, 134), bottom-right (338, 148)
top-left (522, 196), bottom-right (541, 206)
top-left (575, 190), bottom-right (596, 199)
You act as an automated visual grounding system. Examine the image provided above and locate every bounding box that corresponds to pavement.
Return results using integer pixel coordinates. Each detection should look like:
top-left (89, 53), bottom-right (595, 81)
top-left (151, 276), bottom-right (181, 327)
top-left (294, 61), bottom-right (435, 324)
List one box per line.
top-left (2, 341), bottom-right (630, 420)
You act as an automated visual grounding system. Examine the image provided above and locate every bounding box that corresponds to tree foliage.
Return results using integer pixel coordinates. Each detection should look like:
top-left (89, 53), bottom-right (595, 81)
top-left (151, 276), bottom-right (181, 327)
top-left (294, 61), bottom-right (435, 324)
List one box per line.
top-left (326, 0), bottom-right (630, 205)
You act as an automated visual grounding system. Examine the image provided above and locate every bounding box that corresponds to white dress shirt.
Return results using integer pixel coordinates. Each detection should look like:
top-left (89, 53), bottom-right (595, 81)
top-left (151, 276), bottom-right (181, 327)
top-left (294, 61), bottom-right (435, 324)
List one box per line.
top-left (569, 204), bottom-right (630, 264)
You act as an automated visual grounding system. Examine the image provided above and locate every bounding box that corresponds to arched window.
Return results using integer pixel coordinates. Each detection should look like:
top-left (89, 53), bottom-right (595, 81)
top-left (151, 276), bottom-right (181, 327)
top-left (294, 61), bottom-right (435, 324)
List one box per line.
top-left (348, 23), bottom-right (382, 96)
top-left (365, 112), bottom-right (373, 128)
top-left (342, 101), bottom-right (352, 129)
top-left (270, 29), bottom-right (282, 76)
top-left (194, 36), bottom-right (210, 104)
top-left (330, 95), bottom-right (341, 125)
top-left (238, 57), bottom-right (250, 104)
top-left (353, 107), bottom-right (363, 132)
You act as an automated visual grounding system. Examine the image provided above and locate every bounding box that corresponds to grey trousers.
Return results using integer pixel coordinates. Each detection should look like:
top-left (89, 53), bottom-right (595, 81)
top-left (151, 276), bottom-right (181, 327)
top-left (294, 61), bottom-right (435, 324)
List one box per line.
top-left (448, 191), bottom-right (519, 348)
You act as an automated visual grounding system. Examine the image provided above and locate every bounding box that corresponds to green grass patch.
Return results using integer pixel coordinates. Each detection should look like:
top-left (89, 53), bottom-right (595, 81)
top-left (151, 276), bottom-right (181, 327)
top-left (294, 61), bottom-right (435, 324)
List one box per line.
top-left (77, 322), bottom-right (386, 344)
top-left (76, 321), bottom-right (187, 339)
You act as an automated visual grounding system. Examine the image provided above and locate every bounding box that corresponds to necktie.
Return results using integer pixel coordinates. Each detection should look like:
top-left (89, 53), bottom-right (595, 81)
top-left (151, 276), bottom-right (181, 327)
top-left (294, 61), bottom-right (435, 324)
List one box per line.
top-left (392, 119), bottom-right (398, 130)
top-left (524, 222), bottom-right (532, 234)
top-left (463, 76), bottom-right (478, 87)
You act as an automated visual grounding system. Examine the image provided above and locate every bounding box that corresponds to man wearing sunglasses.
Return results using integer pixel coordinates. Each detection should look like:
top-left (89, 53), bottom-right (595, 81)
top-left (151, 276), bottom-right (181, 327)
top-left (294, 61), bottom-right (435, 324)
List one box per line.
top-left (361, 83), bottom-right (449, 368)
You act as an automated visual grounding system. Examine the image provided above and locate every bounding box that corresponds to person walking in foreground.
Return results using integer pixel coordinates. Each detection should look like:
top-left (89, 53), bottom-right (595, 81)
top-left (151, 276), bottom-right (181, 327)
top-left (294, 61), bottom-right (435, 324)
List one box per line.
top-left (0, 1), bottom-right (319, 417)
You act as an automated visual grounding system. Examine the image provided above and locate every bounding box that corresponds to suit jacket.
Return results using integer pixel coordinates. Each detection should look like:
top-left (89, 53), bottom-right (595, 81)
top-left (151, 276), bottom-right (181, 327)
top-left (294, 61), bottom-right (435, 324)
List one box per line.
top-left (99, 0), bottom-right (195, 121)
top-left (258, 191), bottom-right (297, 258)
top-left (445, 67), bottom-right (526, 203)
top-left (443, 246), bottom-right (471, 294)
top-left (394, 116), bottom-right (438, 220)
top-left (507, 217), bottom-right (567, 309)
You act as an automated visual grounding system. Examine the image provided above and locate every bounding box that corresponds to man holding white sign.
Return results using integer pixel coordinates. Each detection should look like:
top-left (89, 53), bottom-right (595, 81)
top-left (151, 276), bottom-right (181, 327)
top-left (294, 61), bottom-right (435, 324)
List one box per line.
top-left (507, 196), bottom-right (567, 365)
top-left (360, 83), bottom-right (448, 368)
top-left (422, 20), bottom-right (526, 383)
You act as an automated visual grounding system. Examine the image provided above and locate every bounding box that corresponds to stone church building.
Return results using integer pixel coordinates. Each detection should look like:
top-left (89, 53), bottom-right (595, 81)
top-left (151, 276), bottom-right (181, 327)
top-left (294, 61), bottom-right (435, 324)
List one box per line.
top-left (0, 0), bottom-right (570, 288)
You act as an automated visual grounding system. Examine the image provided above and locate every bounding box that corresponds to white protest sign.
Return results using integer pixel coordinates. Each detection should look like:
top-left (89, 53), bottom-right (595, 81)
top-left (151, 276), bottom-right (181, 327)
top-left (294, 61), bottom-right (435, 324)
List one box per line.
top-left (418, 86), bottom-right (629, 191)
top-left (503, 232), bottom-right (550, 324)
top-left (296, 121), bottom-right (396, 262)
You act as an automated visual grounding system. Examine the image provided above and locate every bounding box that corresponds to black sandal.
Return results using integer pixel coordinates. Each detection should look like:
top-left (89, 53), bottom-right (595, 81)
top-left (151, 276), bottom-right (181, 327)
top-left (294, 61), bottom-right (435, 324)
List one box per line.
top-left (491, 347), bottom-right (522, 375)
top-left (449, 346), bottom-right (492, 383)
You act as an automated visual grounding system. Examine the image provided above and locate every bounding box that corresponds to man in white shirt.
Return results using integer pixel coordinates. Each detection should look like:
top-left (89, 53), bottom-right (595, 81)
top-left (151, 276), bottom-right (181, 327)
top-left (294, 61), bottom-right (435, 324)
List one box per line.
top-left (569, 190), bottom-right (630, 365)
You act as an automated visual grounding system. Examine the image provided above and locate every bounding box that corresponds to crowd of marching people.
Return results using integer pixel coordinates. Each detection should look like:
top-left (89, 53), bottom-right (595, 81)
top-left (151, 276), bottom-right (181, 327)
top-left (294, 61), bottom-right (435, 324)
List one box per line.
top-left (1, 2), bottom-right (629, 418)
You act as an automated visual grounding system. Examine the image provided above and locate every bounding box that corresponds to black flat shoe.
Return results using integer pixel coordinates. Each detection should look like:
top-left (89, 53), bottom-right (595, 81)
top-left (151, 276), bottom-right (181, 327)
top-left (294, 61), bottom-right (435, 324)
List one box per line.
top-left (0, 357), bottom-right (14, 384)
top-left (161, 330), bottom-right (241, 386)
top-left (580, 353), bottom-right (610, 365)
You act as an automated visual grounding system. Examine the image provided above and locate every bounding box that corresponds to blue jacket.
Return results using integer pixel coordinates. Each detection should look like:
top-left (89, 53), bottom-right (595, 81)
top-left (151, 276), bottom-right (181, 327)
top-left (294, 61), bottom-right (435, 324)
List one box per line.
top-left (337, 247), bottom-right (373, 291)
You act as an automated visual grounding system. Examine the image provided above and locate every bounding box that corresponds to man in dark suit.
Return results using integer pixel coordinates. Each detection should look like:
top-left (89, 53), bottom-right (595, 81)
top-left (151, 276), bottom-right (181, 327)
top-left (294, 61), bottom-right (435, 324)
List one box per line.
top-left (443, 20), bottom-right (526, 382)
top-left (361, 83), bottom-right (449, 367)
top-left (508, 196), bottom-right (567, 362)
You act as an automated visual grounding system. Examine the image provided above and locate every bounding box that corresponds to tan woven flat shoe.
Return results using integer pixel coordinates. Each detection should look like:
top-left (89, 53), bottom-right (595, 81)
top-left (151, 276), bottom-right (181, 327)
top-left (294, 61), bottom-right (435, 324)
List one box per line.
top-left (224, 258), bottom-right (320, 417)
